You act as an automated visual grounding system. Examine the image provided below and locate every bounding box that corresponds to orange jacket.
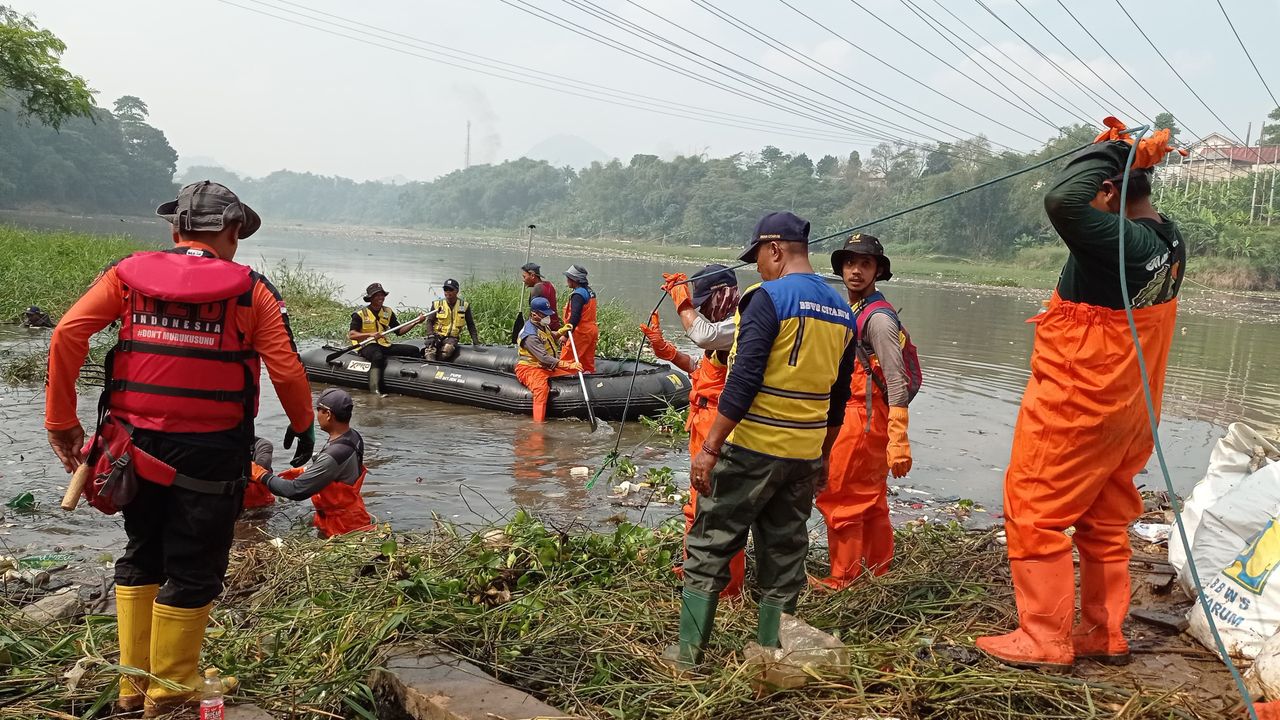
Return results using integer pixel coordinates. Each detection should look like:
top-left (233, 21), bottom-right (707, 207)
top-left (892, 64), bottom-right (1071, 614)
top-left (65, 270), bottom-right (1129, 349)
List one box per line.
top-left (45, 240), bottom-right (314, 434)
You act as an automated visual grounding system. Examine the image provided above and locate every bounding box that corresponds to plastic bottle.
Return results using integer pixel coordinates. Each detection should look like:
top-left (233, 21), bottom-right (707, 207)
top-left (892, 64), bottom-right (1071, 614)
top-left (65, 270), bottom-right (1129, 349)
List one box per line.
top-left (199, 667), bottom-right (225, 720)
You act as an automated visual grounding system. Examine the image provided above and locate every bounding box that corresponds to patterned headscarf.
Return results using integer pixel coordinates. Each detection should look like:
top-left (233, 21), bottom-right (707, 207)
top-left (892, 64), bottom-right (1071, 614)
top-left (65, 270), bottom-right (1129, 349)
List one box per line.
top-left (702, 285), bottom-right (740, 323)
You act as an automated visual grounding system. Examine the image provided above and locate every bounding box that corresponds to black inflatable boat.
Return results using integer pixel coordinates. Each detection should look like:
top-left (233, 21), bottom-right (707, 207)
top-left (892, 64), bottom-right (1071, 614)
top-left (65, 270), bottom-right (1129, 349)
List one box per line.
top-left (300, 342), bottom-right (690, 421)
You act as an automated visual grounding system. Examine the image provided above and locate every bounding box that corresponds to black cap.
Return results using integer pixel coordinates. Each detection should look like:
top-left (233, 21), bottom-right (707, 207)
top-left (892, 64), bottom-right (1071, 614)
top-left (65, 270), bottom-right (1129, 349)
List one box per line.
top-left (520, 262), bottom-right (541, 275)
top-left (363, 282), bottom-right (388, 302)
top-left (25, 306), bottom-right (42, 314)
top-left (690, 264), bottom-right (738, 308)
top-left (156, 181), bottom-right (261, 239)
top-left (740, 211), bottom-right (810, 262)
top-left (316, 387), bottom-right (354, 416)
top-left (830, 233), bottom-right (892, 281)
top-left (443, 278), bottom-right (460, 291)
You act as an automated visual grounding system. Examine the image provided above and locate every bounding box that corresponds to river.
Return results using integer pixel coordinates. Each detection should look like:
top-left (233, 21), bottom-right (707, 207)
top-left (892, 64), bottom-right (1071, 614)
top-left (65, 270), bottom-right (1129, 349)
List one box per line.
top-left (3, 212), bottom-right (1280, 564)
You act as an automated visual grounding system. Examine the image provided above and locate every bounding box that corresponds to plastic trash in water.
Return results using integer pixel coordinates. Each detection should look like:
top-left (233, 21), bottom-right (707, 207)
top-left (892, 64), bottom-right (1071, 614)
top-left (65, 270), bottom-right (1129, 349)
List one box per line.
top-left (743, 614), bottom-right (849, 691)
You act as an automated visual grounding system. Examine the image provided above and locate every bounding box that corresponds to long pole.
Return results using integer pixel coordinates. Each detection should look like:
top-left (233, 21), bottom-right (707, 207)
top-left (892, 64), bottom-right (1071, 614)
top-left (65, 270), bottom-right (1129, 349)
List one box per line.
top-left (565, 331), bottom-right (598, 431)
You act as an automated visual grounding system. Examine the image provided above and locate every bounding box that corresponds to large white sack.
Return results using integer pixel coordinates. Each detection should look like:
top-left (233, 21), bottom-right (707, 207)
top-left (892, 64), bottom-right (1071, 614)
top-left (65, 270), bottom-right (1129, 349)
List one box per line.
top-left (1188, 516), bottom-right (1280, 659)
top-left (1169, 423), bottom-right (1280, 596)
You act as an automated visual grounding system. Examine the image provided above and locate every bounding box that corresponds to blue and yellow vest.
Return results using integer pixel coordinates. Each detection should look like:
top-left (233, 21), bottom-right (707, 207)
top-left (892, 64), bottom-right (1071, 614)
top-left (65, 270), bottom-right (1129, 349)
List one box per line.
top-left (726, 273), bottom-right (855, 460)
top-left (431, 297), bottom-right (470, 337)
top-left (352, 306), bottom-right (394, 347)
top-left (517, 320), bottom-right (560, 367)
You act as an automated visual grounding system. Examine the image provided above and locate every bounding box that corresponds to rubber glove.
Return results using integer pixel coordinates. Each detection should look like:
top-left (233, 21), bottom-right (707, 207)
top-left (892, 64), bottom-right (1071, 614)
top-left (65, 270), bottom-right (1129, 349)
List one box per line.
top-left (640, 313), bottom-right (677, 361)
top-left (662, 272), bottom-right (693, 311)
top-left (887, 406), bottom-right (912, 478)
top-left (283, 424), bottom-right (315, 468)
top-left (1093, 116), bottom-right (1130, 143)
top-left (1133, 128), bottom-right (1189, 169)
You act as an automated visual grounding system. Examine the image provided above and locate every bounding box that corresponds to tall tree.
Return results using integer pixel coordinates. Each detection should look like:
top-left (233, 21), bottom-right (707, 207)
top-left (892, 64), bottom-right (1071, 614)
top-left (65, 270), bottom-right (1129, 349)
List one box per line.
top-left (815, 154), bottom-right (839, 179)
top-left (1153, 112), bottom-right (1181, 143)
top-left (0, 6), bottom-right (94, 128)
top-left (1262, 107), bottom-right (1280, 146)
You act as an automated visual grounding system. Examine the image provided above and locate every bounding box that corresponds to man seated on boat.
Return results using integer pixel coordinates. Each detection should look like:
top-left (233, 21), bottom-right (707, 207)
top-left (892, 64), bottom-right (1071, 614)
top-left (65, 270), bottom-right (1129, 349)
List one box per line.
top-left (252, 388), bottom-right (374, 538)
top-left (521, 262), bottom-right (562, 330)
top-left (556, 264), bottom-right (598, 373)
top-left (348, 282), bottom-right (426, 394)
top-left (422, 278), bottom-right (480, 362)
top-left (516, 297), bottom-right (582, 422)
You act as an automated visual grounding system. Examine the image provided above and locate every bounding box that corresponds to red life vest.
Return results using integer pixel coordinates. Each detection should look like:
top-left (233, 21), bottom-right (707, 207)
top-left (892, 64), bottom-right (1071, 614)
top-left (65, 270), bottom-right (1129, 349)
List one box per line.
top-left (109, 249), bottom-right (261, 433)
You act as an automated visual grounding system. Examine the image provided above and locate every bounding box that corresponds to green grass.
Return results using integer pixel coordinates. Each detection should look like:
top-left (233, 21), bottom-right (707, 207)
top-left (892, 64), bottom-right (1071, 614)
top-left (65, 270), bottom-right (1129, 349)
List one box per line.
top-left (0, 225), bottom-right (152, 322)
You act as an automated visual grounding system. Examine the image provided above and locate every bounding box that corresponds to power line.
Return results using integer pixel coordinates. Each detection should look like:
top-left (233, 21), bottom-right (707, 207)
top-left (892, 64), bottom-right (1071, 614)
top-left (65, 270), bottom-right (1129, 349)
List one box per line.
top-left (840, 0), bottom-right (1063, 133)
top-left (917, 0), bottom-right (1104, 126)
top-left (896, 0), bottom-right (1096, 127)
top-left (1215, 0), bottom-right (1280, 110)
top-left (774, 0), bottom-right (1046, 145)
top-left (1112, 0), bottom-right (1255, 152)
top-left (1007, 0), bottom-right (1150, 122)
top-left (623, 0), bottom-right (1020, 153)
top-left (217, 0), bottom-right (901, 148)
top-left (969, 0), bottom-right (1118, 120)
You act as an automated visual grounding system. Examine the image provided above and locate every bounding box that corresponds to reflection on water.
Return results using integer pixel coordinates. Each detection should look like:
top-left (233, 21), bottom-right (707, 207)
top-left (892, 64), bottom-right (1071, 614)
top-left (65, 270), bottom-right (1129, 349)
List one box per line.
top-left (3, 212), bottom-right (1279, 558)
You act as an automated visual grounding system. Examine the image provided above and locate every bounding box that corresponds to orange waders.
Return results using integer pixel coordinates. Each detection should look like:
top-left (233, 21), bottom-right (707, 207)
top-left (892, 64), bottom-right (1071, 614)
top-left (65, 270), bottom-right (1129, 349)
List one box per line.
top-left (977, 292), bottom-right (1178, 668)
top-left (279, 466), bottom-right (374, 538)
top-left (515, 364), bottom-right (576, 422)
top-left (678, 355), bottom-right (745, 597)
top-left (244, 463), bottom-right (276, 509)
top-left (560, 294), bottom-right (598, 373)
top-left (815, 358), bottom-right (892, 589)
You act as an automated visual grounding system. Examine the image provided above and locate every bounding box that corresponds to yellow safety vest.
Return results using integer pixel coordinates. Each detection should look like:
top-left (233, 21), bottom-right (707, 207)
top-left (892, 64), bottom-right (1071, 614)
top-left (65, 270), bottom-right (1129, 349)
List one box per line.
top-left (353, 306), bottom-right (394, 347)
top-left (517, 321), bottom-right (560, 367)
top-left (431, 298), bottom-right (470, 338)
top-left (725, 274), bottom-right (855, 460)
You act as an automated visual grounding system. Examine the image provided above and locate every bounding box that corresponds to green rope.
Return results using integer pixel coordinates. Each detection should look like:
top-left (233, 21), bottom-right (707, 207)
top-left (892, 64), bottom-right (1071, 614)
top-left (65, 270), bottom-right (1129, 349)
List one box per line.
top-left (1116, 126), bottom-right (1256, 720)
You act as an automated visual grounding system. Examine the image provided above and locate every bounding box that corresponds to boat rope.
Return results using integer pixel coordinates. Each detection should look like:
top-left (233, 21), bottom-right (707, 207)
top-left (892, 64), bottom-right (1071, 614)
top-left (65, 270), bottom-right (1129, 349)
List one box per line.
top-left (1116, 126), bottom-right (1256, 720)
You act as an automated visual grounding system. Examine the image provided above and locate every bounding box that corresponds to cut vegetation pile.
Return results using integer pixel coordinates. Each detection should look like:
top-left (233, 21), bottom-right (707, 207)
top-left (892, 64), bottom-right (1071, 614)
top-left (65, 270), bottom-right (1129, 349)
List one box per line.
top-left (0, 515), bottom-right (1238, 719)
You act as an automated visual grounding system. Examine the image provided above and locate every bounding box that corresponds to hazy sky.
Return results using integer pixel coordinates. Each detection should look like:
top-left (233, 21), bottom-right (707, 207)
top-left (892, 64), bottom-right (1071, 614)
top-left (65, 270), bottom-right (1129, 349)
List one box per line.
top-left (22, 0), bottom-right (1280, 182)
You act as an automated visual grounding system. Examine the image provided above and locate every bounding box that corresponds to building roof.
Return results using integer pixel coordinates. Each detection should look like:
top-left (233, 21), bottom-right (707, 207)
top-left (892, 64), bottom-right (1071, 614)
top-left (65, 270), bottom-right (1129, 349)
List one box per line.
top-left (1191, 145), bottom-right (1280, 164)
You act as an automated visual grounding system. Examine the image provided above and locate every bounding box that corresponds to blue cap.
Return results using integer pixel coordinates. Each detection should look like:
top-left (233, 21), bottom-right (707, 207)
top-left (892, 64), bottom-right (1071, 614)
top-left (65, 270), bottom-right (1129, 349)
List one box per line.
top-left (530, 297), bottom-right (553, 315)
top-left (740, 211), bottom-right (810, 262)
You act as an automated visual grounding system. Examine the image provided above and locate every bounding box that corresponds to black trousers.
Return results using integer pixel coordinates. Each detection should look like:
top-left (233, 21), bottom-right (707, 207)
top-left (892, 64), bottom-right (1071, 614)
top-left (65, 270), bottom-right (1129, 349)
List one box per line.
top-left (358, 342), bottom-right (420, 368)
top-left (115, 431), bottom-right (246, 608)
top-left (424, 334), bottom-right (460, 360)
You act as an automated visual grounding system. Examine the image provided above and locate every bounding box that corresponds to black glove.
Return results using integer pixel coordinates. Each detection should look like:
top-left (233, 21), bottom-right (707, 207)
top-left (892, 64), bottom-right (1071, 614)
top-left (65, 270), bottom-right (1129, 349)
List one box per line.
top-left (284, 424), bottom-right (315, 468)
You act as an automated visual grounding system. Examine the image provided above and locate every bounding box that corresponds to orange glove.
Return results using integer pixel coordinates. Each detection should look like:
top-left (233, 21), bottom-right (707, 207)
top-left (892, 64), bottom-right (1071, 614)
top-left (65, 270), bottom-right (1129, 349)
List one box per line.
top-left (640, 313), bottom-right (677, 361)
top-left (558, 360), bottom-right (583, 372)
top-left (1093, 116), bottom-right (1131, 143)
top-left (662, 272), bottom-right (692, 311)
top-left (1133, 128), bottom-right (1189, 169)
top-left (887, 406), bottom-right (912, 478)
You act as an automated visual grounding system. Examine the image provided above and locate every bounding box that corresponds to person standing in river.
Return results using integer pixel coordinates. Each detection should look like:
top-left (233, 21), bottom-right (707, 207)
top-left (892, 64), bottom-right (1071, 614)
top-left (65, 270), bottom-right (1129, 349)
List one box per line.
top-left (666, 211), bottom-right (857, 670)
top-left (976, 120), bottom-right (1186, 669)
top-left (515, 296), bottom-right (582, 422)
top-left (44, 181), bottom-right (316, 715)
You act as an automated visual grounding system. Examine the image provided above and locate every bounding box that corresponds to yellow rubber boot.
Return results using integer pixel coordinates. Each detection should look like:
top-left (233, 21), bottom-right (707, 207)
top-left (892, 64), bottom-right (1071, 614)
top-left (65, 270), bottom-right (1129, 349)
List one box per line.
top-left (115, 584), bottom-right (159, 714)
top-left (144, 602), bottom-right (211, 717)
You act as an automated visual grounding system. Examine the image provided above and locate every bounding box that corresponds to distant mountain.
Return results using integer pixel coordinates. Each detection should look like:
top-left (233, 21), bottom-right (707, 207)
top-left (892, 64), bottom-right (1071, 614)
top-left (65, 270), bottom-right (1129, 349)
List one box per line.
top-left (176, 155), bottom-right (234, 176)
top-left (521, 134), bottom-right (612, 170)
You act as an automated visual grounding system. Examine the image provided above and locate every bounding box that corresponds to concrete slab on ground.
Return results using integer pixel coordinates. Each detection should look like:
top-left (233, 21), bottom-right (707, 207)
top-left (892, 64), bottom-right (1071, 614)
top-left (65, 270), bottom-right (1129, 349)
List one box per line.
top-left (372, 651), bottom-right (574, 720)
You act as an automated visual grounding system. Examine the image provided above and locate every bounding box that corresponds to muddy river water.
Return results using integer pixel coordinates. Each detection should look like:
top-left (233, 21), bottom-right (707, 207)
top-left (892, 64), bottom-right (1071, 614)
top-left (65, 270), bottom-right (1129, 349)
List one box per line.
top-left (3, 214), bottom-right (1280, 562)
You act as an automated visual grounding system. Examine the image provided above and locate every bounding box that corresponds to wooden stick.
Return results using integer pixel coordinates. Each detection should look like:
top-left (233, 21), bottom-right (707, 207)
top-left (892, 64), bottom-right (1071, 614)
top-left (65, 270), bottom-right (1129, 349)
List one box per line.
top-left (60, 463), bottom-right (91, 511)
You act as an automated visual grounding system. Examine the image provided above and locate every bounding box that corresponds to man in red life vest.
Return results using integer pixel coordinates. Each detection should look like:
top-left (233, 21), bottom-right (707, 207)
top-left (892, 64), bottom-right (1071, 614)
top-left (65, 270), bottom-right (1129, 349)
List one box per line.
top-left (45, 181), bottom-right (315, 715)
top-left (813, 234), bottom-right (913, 590)
top-left (556, 264), bottom-right (598, 373)
top-left (640, 264), bottom-right (746, 598)
top-left (253, 388), bottom-right (373, 537)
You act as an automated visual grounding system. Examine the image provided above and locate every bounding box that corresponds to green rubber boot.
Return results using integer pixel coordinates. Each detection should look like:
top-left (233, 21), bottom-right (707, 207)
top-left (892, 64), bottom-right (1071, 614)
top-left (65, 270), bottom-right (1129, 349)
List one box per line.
top-left (661, 588), bottom-right (719, 673)
top-left (757, 599), bottom-right (788, 648)
top-left (368, 366), bottom-right (383, 394)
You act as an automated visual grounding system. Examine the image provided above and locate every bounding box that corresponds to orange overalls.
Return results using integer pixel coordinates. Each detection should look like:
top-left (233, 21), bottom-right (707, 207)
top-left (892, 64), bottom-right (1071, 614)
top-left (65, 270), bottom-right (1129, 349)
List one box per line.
top-left (560, 290), bottom-right (598, 373)
top-left (244, 463), bottom-right (276, 509)
top-left (679, 353), bottom-right (746, 597)
top-left (816, 355), bottom-right (892, 587)
top-left (279, 466), bottom-right (374, 538)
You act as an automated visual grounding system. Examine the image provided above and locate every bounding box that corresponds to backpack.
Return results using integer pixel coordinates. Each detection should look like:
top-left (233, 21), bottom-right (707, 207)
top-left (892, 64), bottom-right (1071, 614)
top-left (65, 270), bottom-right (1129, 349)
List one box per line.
top-left (854, 296), bottom-right (922, 404)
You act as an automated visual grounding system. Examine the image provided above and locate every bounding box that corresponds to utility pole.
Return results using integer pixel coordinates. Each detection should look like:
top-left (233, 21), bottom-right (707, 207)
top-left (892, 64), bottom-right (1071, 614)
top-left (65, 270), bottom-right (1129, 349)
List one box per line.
top-left (1268, 165), bottom-right (1276, 226)
top-left (465, 120), bottom-right (471, 170)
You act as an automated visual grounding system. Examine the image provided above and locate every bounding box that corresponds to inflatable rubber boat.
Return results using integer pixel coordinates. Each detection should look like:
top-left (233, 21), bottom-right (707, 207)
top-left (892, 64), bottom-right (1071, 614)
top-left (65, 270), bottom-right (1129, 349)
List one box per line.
top-left (300, 342), bottom-right (690, 420)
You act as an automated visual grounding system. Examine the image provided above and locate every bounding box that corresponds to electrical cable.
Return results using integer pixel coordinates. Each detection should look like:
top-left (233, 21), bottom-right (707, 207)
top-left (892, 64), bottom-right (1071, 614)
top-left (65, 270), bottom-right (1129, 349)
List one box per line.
top-left (896, 0), bottom-right (1096, 127)
top-left (840, 0), bottom-right (1062, 132)
top-left (774, 0), bottom-right (1044, 146)
top-left (1215, 0), bottom-right (1280, 110)
top-left (1114, 126), bottom-right (1257, 720)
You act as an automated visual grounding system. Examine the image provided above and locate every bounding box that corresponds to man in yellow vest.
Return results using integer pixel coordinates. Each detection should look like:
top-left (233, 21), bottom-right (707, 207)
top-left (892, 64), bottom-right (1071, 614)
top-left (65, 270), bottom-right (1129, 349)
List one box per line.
top-left (348, 282), bottom-right (426, 394)
top-left (423, 278), bottom-right (480, 362)
top-left (665, 211), bottom-right (858, 671)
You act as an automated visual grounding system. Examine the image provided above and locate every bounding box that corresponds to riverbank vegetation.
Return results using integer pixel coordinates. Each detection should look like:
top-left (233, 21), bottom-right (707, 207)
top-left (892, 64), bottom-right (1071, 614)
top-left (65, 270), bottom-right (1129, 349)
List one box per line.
top-left (0, 516), bottom-right (1234, 719)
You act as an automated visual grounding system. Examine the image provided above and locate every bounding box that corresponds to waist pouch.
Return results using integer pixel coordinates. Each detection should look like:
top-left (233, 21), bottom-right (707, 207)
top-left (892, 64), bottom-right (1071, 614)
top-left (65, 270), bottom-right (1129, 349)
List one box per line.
top-left (81, 415), bottom-right (246, 515)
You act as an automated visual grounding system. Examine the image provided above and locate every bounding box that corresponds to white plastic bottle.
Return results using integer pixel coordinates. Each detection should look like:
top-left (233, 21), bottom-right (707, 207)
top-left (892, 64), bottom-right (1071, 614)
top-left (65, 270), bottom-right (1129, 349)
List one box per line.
top-left (199, 667), bottom-right (225, 720)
